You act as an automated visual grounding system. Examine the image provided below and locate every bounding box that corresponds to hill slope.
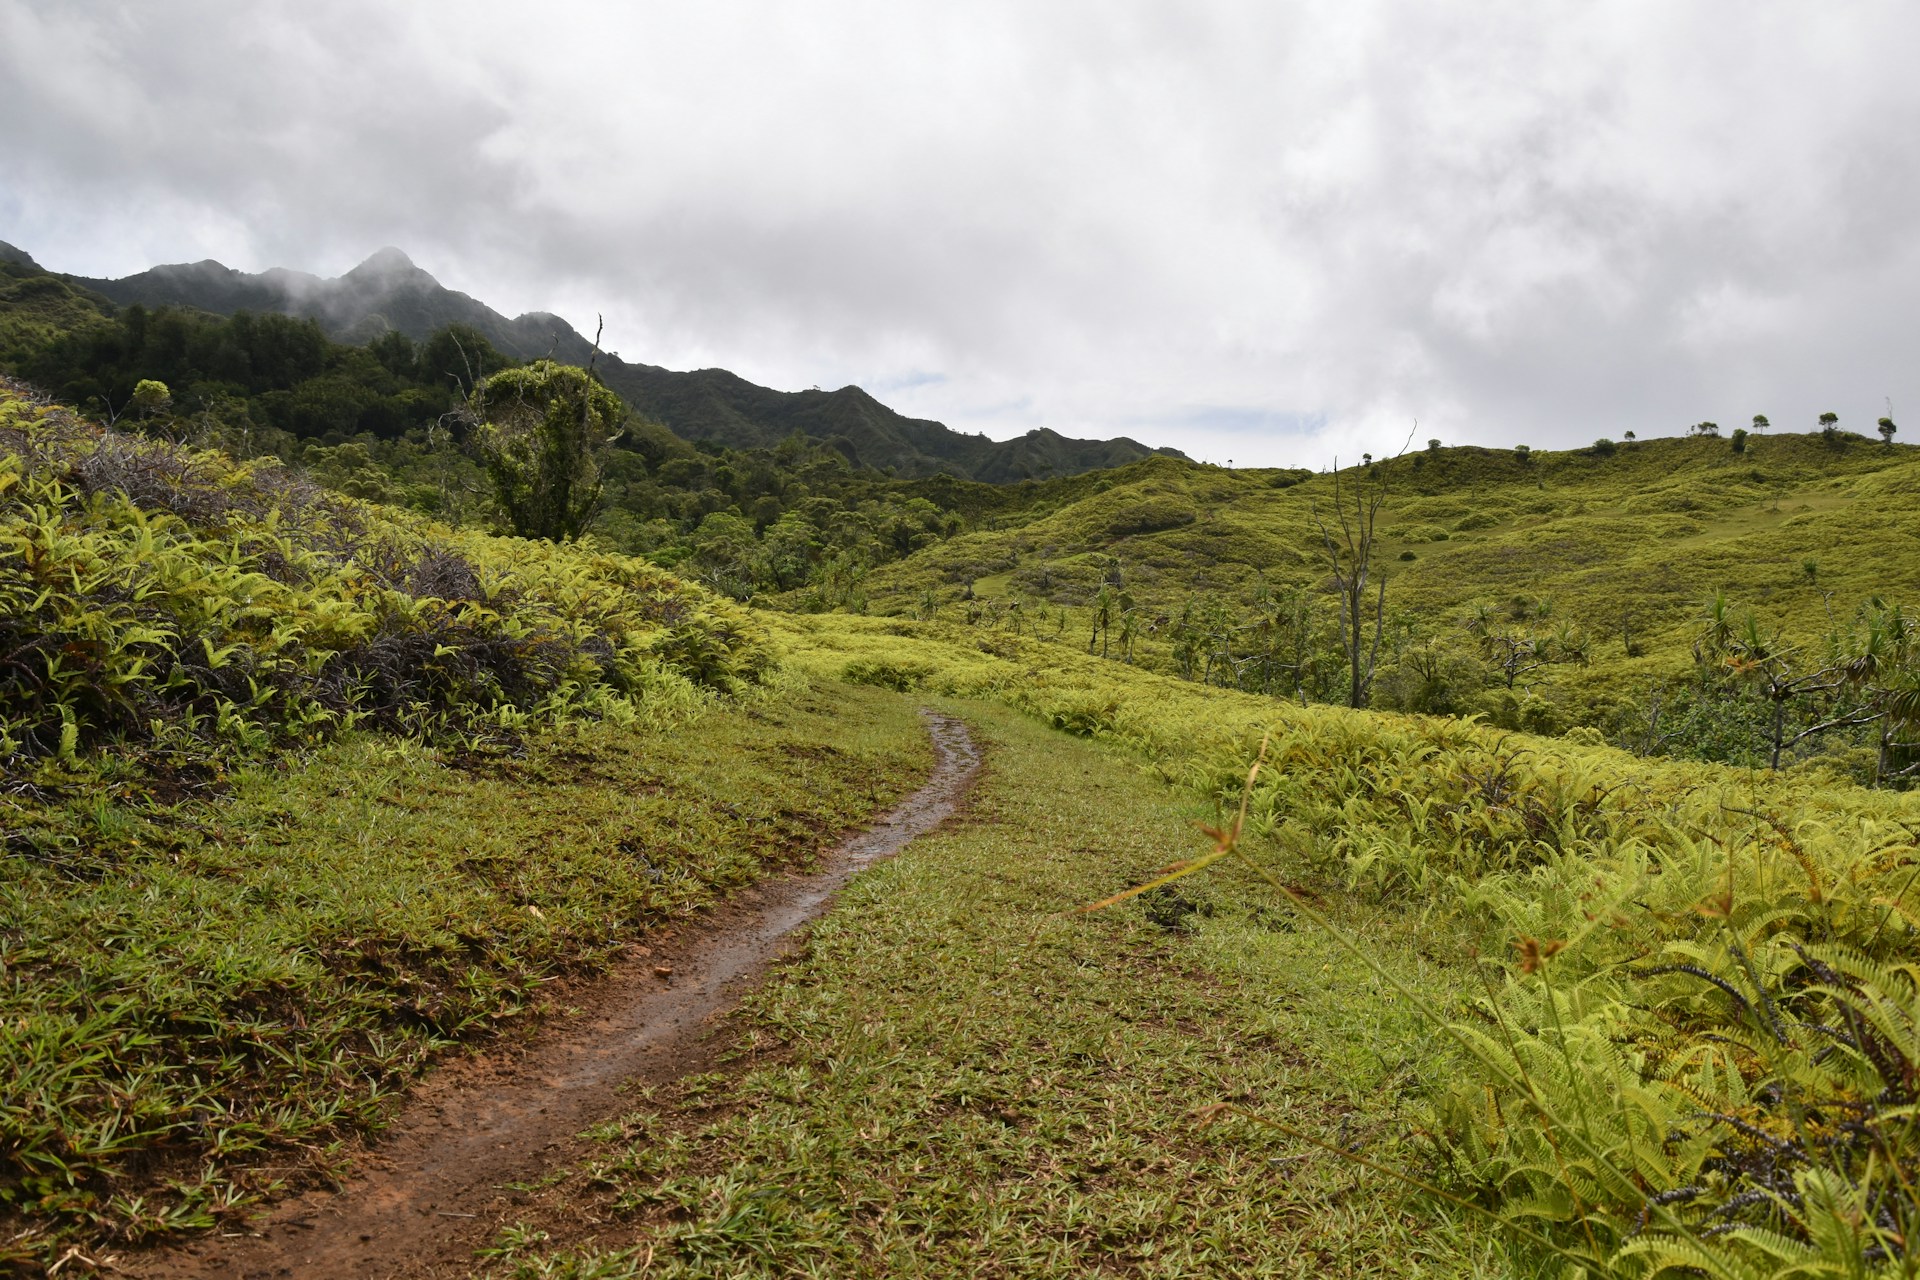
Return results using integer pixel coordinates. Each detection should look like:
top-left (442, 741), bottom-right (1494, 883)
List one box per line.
top-left (66, 247), bottom-right (1183, 481)
top-left (857, 432), bottom-right (1920, 755)
top-left (8, 369), bottom-right (1920, 1277)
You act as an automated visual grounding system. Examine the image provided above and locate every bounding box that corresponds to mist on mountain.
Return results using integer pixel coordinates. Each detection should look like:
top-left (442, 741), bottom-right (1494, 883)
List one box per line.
top-left (69, 248), bottom-right (1184, 482)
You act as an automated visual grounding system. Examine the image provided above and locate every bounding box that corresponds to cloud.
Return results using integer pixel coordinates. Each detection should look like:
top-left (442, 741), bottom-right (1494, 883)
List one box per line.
top-left (5, 1), bottom-right (1920, 465)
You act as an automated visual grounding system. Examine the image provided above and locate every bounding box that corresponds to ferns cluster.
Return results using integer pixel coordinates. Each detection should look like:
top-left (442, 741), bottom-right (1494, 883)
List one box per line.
top-left (0, 379), bottom-right (769, 775)
top-left (1172, 710), bottom-right (1920, 1273)
top-left (1184, 708), bottom-right (1920, 1273)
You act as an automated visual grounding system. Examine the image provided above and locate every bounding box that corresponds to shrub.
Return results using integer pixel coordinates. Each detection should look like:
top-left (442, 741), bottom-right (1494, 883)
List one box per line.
top-left (470, 360), bottom-right (625, 542)
top-left (1105, 498), bottom-right (1198, 538)
top-left (1048, 698), bottom-right (1120, 736)
top-left (840, 658), bottom-right (934, 692)
top-left (0, 380), bottom-right (767, 771)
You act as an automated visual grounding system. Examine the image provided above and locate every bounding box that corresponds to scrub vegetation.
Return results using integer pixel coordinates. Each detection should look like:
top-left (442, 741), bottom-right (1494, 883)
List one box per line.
top-left (5, 288), bottom-right (1920, 1275)
top-left (850, 435), bottom-right (1920, 781)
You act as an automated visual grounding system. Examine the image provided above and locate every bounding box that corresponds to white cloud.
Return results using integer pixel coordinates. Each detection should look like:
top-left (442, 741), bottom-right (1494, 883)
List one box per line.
top-left (5, 0), bottom-right (1920, 464)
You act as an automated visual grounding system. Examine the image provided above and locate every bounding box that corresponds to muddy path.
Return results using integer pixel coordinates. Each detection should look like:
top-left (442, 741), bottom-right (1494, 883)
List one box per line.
top-left (132, 712), bottom-right (979, 1280)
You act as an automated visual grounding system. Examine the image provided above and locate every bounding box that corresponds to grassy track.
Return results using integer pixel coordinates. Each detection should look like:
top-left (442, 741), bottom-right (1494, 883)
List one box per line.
top-left (1, 680), bottom-right (929, 1266)
top-left (487, 696), bottom-right (1505, 1279)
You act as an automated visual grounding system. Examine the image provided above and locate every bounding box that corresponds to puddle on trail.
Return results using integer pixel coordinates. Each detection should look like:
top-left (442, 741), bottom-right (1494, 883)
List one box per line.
top-left (136, 711), bottom-right (979, 1280)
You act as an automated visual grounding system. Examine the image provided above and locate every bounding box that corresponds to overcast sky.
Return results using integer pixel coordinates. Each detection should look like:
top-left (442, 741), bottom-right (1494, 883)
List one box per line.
top-left (4, 2), bottom-right (1919, 465)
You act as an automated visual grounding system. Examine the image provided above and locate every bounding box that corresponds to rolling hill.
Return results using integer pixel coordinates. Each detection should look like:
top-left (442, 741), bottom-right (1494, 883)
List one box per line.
top-left (855, 430), bottom-right (1920, 751)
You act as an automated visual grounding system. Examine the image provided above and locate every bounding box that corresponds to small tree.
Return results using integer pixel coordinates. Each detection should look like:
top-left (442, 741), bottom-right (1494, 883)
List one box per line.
top-left (1691, 420), bottom-right (1720, 438)
top-left (1702, 607), bottom-right (1879, 770)
top-left (130, 379), bottom-right (172, 420)
top-left (1819, 411), bottom-right (1841, 445)
top-left (1089, 584), bottom-right (1116, 656)
top-left (1879, 416), bottom-right (1898, 446)
top-left (1731, 426), bottom-right (1748, 453)
top-left (471, 359), bottom-right (626, 542)
top-left (1751, 413), bottom-right (1770, 432)
top-left (1314, 447), bottom-right (1405, 708)
top-left (1483, 631), bottom-right (1550, 689)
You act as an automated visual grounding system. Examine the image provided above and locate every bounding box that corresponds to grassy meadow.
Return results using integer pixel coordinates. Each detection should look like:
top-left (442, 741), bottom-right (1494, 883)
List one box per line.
top-left (7, 367), bottom-right (1920, 1277)
top-left (451, 613), bottom-right (1920, 1277)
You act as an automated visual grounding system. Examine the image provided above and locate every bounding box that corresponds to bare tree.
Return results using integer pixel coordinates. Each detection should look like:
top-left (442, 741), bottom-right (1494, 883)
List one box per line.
top-left (1313, 436), bottom-right (1410, 708)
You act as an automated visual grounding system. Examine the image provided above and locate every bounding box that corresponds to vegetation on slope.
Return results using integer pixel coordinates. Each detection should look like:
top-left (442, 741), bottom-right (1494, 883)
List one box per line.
top-left (0, 378), bottom-right (766, 775)
top-left (0, 377), bottom-right (936, 1264)
top-left (0, 294), bottom-right (1028, 606)
top-left (11, 242), bottom-right (1920, 1275)
top-left (0, 252), bottom-right (112, 375)
top-left (759, 615), bottom-right (1920, 1278)
top-left (853, 435), bottom-right (1920, 779)
top-left (61, 245), bottom-right (1178, 481)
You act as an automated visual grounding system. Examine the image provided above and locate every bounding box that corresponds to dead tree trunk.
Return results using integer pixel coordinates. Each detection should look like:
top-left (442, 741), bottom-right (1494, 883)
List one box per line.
top-left (1314, 455), bottom-right (1395, 709)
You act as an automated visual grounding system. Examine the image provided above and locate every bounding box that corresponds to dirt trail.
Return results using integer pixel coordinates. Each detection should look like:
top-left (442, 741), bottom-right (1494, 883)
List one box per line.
top-left (133, 712), bottom-right (979, 1280)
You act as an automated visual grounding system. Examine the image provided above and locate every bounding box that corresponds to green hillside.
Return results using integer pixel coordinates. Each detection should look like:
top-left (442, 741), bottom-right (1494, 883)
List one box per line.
top-left (6, 372), bottom-right (1920, 1278)
top-left (853, 433), bottom-right (1920, 774)
top-left (605, 364), bottom-right (1183, 481)
top-left (0, 249), bottom-right (113, 373)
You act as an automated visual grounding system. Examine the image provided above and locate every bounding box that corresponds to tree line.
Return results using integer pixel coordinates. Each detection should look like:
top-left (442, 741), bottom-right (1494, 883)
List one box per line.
top-left (4, 302), bottom-right (984, 604)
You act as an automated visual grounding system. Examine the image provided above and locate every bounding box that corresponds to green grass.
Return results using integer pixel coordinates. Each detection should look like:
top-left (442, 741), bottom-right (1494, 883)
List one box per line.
top-left (483, 696), bottom-right (1507, 1279)
top-left (0, 679), bottom-right (930, 1266)
top-left (850, 435), bottom-right (1920, 736)
top-left (747, 615), bottom-right (1920, 1276)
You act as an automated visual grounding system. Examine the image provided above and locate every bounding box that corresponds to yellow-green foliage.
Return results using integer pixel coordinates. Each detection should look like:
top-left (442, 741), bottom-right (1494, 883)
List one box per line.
top-left (0, 682), bottom-right (930, 1261)
top-left (778, 613), bottom-right (1920, 1274)
top-left (857, 437), bottom-right (1920, 727)
top-left (0, 381), bottom-right (768, 768)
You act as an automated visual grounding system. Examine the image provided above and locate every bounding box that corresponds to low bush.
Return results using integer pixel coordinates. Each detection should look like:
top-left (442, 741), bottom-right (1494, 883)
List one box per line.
top-left (840, 658), bottom-right (934, 692)
top-left (1105, 498), bottom-right (1198, 538)
top-left (0, 381), bottom-right (769, 775)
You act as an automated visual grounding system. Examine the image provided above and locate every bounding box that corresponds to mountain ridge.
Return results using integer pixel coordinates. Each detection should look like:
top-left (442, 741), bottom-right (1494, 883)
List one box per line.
top-left (65, 248), bottom-right (1185, 482)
